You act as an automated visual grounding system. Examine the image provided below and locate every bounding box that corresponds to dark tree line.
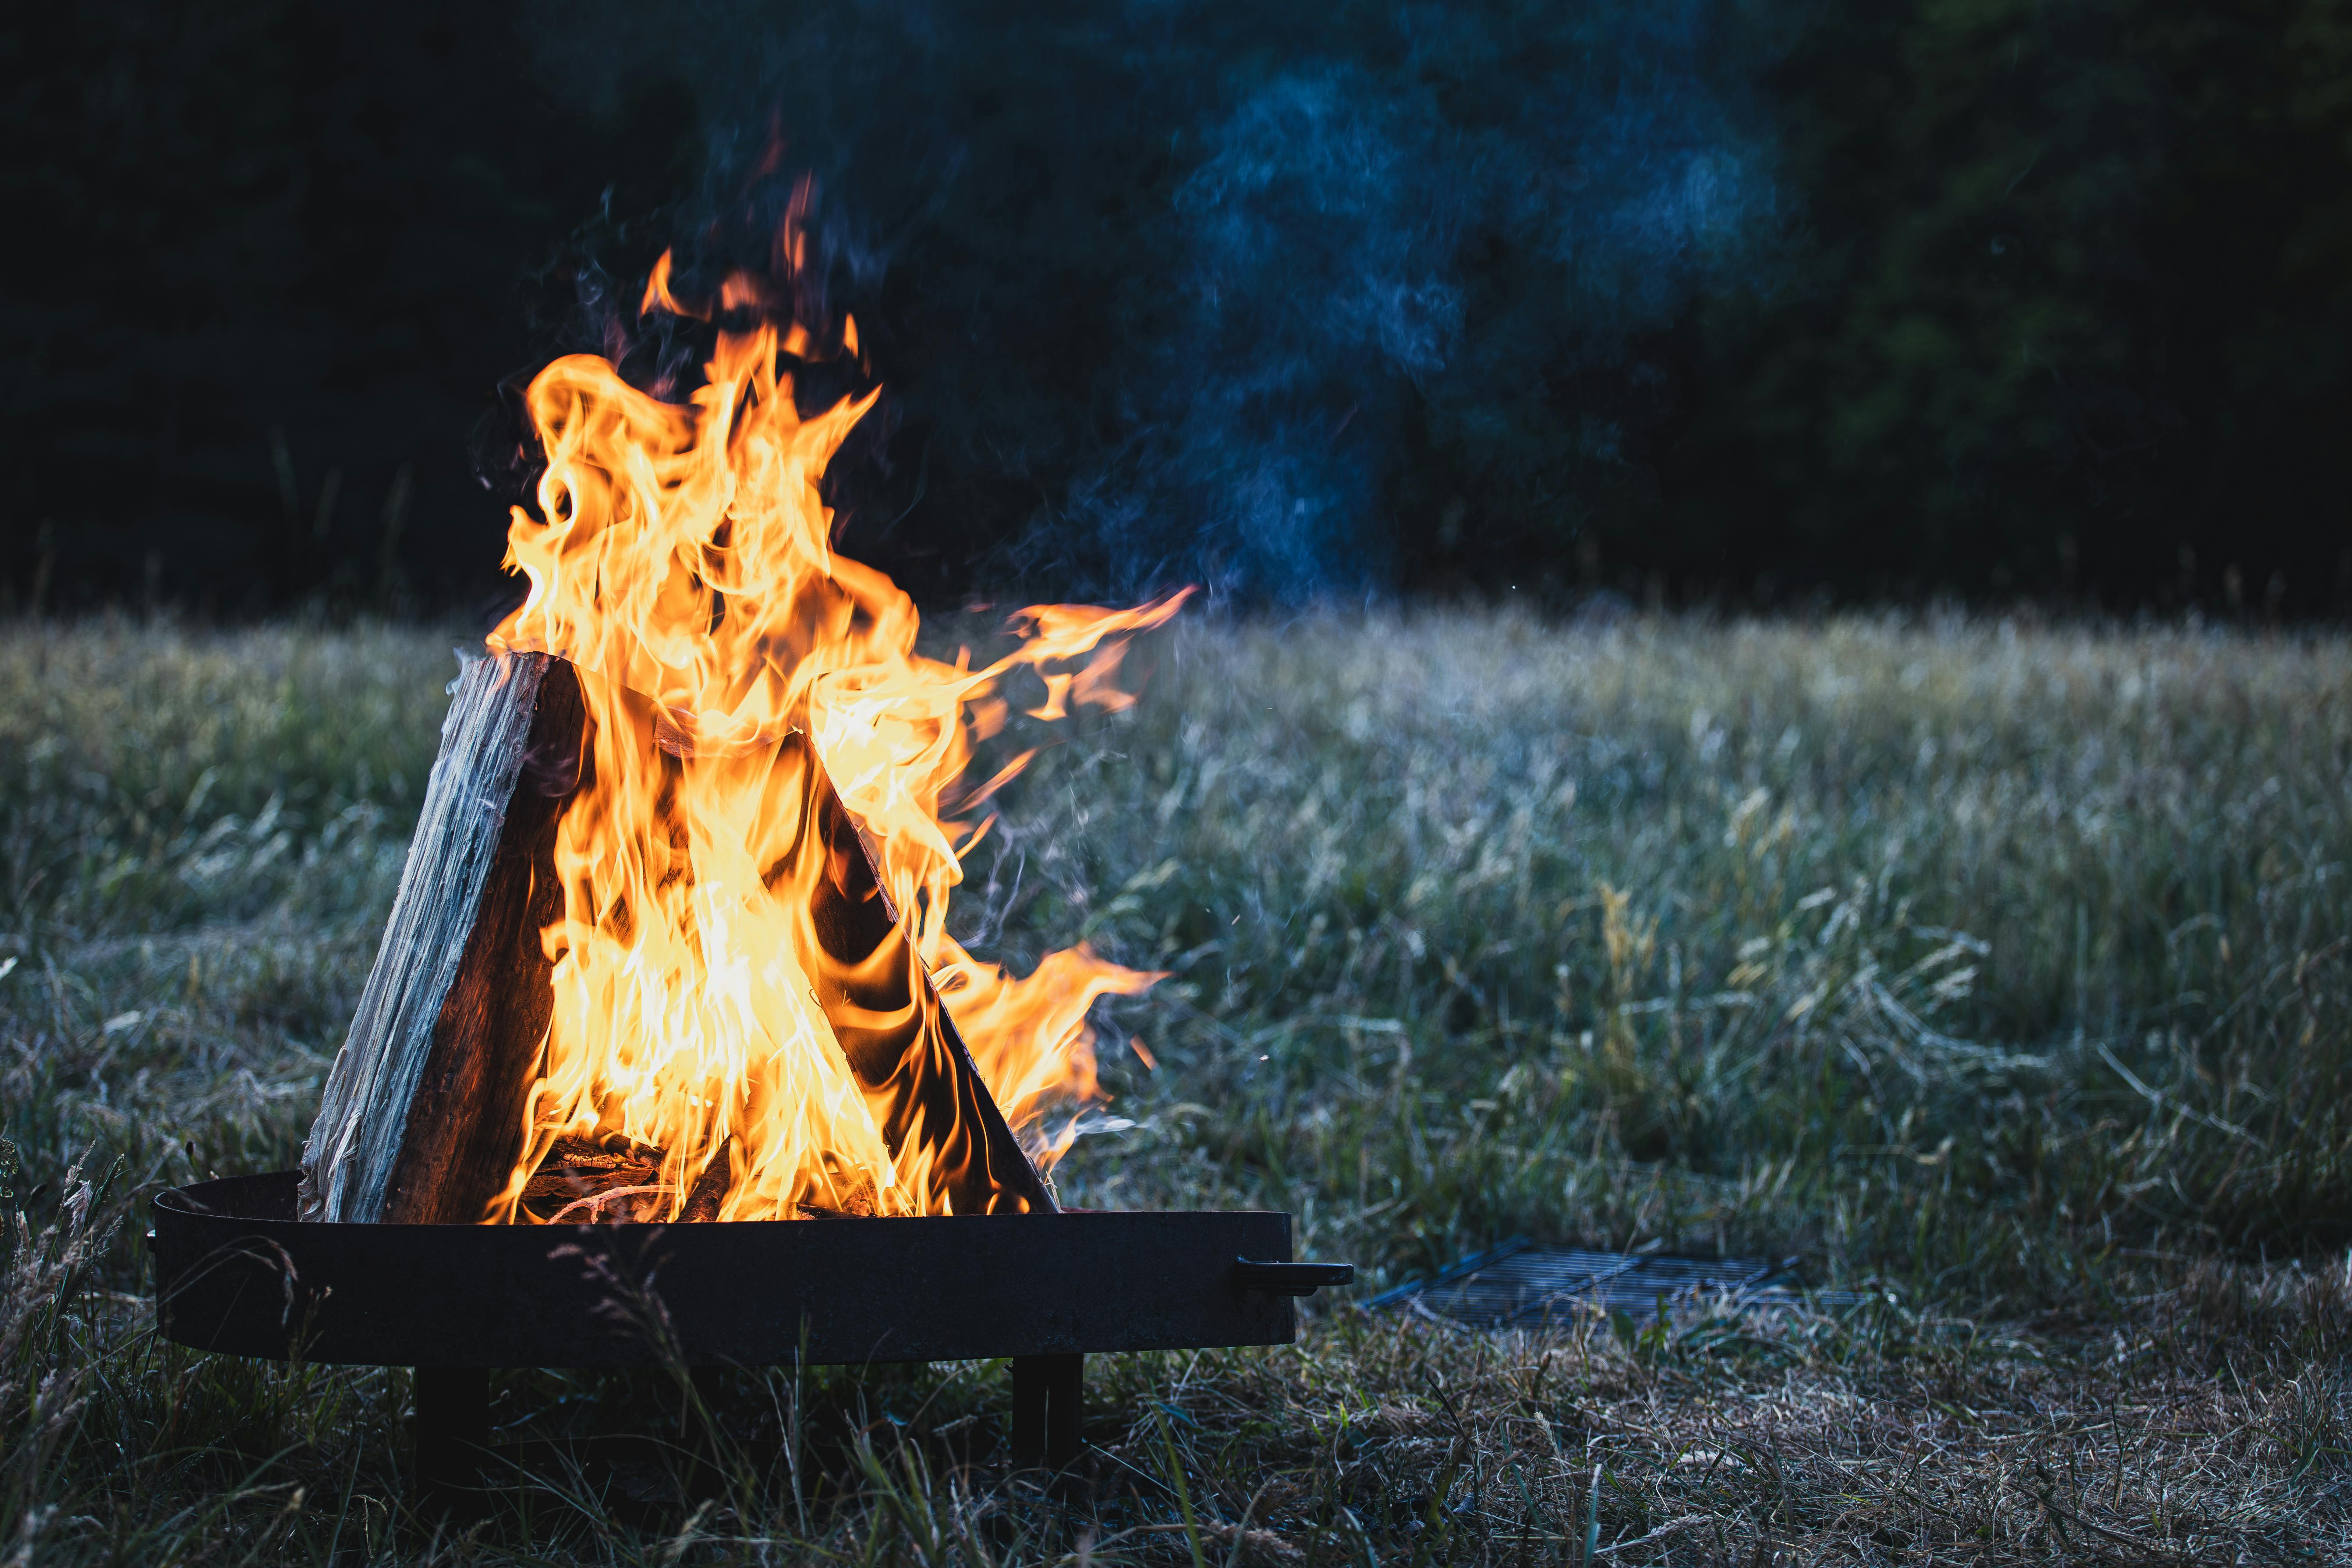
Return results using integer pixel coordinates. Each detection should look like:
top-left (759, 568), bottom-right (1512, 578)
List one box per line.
top-left (1670, 0), bottom-right (2352, 611)
top-left (4, 0), bottom-right (2346, 614)
top-left (0, 1), bottom-right (692, 617)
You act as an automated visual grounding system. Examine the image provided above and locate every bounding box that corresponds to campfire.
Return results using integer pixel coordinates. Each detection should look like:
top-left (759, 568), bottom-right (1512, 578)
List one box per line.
top-left (149, 194), bottom-right (1347, 1501)
top-left (298, 209), bottom-right (1186, 1230)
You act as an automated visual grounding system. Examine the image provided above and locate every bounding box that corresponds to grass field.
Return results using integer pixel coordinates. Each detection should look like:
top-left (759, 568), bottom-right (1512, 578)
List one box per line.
top-left (4, 609), bottom-right (2350, 1563)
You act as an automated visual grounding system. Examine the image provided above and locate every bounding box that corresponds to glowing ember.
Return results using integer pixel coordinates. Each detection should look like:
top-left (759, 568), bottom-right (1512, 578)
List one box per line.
top-left (482, 210), bottom-right (1185, 1223)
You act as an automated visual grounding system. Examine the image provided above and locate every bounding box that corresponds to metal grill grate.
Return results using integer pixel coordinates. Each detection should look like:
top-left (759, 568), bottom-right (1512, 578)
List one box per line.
top-left (1369, 1236), bottom-right (1860, 1327)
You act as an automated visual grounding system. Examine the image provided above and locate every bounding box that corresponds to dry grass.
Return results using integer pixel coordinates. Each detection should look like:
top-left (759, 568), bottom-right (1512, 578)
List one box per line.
top-left (4, 607), bottom-right (2350, 1563)
top-left (1083, 1260), bottom-right (2352, 1564)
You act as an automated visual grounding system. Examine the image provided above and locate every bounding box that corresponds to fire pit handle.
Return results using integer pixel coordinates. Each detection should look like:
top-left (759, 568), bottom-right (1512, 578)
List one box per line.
top-left (1234, 1258), bottom-right (1355, 1295)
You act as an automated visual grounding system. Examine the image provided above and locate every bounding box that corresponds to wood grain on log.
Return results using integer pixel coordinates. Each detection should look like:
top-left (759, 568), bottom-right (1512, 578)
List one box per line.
top-left (297, 653), bottom-right (581, 1223)
top-left (378, 660), bottom-right (584, 1222)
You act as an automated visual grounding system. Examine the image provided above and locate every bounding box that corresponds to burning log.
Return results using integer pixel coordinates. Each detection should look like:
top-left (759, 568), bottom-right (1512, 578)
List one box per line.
top-left (298, 648), bottom-right (1050, 1226)
top-left (792, 733), bottom-right (1053, 1216)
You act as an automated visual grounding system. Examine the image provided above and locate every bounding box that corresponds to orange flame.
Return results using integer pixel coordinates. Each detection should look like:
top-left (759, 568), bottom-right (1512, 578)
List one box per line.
top-left (484, 244), bottom-right (1185, 1221)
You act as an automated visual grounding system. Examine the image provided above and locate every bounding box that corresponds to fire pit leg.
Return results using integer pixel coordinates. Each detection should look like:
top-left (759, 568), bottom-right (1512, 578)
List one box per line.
top-left (1011, 1354), bottom-right (1083, 1471)
top-left (413, 1366), bottom-right (491, 1512)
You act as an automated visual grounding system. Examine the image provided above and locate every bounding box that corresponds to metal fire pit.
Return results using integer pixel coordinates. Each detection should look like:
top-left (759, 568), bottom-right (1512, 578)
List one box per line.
top-left (149, 1171), bottom-right (1350, 1499)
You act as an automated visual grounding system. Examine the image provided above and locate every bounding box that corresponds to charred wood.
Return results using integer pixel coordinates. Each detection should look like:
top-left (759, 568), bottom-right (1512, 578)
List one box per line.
top-left (796, 735), bottom-right (1053, 1216)
top-left (681, 1137), bottom-right (733, 1222)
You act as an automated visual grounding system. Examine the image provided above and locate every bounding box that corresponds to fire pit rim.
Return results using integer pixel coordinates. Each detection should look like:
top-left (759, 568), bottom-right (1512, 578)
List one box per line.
top-left (149, 1171), bottom-right (1333, 1370)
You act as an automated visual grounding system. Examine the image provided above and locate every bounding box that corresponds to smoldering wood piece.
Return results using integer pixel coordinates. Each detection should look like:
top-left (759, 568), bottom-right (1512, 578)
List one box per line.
top-left (520, 1163), bottom-right (659, 1205)
top-left (545, 1133), bottom-right (663, 1170)
top-left (518, 1136), bottom-right (690, 1223)
top-left (298, 653), bottom-right (586, 1224)
top-left (680, 1136), bottom-right (733, 1222)
top-left (794, 735), bottom-right (1055, 1217)
top-left (542, 1186), bottom-right (665, 1223)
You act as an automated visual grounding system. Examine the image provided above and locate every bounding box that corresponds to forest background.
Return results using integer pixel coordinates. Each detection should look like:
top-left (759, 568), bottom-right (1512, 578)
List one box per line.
top-left (7, 0), bottom-right (2349, 617)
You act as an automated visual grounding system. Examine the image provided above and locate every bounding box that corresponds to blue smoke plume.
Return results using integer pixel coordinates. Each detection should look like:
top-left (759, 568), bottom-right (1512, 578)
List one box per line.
top-left (529, 0), bottom-right (1784, 603)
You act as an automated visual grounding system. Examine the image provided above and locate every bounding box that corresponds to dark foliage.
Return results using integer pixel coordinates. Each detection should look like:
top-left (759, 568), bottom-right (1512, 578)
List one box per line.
top-left (4, 0), bottom-right (2347, 613)
top-left (0, 0), bottom-right (695, 616)
top-left (1669, 0), bottom-right (2352, 610)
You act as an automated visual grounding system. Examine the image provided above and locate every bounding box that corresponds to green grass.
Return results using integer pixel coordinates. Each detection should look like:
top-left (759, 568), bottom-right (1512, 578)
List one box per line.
top-left (5, 608), bottom-right (2350, 1562)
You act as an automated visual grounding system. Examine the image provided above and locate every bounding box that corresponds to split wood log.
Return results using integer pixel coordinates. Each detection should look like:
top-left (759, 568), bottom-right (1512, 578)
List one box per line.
top-left (298, 650), bottom-right (1050, 1225)
top-left (299, 651), bottom-right (584, 1223)
top-left (793, 732), bottom-right (1055, 1217)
